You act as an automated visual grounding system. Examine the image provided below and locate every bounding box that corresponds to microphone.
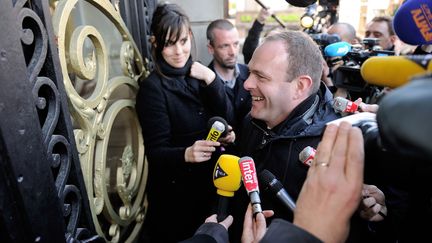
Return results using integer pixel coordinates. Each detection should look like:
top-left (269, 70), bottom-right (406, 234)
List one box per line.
top-left (286, 0), bottom-right (317, 7)
top-left (238, 156), bottom-right (262, 216)
top-left (332, 97), bottom-right (359, 113)
top-left (393, 0), bottom-right (432, 45)
top-left (206, 116), bottom-right (228, 141)
top-left (213, 154), bottom-right (242, 222)
top-left (360, 55), bottom-right (432, 88)
top-left (299, 146), bottom-right (316, 167)
top-left (258, 169), bottom-right (296, 212)
top-left (324, 41), bottom-right (352, 57)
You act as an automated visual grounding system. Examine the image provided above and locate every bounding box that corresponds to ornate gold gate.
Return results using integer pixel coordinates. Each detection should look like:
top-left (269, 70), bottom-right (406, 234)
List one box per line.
top-left (0, 0), bottom-right (155, 242)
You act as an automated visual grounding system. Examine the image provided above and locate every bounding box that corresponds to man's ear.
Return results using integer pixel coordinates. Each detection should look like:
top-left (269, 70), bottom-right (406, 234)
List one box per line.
top-left (295, 75), bottom-right (313, 98)
top-left (390, 34), bottom-right (398, 45)
top-left (207, 40), bottom-right (214, 55)
top-left (150, 35), bottom-right (156, 47)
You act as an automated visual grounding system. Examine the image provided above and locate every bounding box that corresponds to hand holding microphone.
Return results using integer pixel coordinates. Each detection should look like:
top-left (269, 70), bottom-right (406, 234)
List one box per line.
top-left (332, 96), bottom-right (359, 114)
top-left (238, 156), bottom-right (263, 217)
top-left (206, 116), bottom-right (228, 141)
top-left (213, 154), bottom-right (242, 222)
top-left (332, 97), bottom-right (379, 114)
top-left (207, 116), bottom-right (235, 151)
top-left (185, 116), bottom-right (231, 162)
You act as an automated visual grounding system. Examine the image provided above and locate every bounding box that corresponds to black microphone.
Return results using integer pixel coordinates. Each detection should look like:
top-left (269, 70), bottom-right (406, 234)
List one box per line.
top-left (258, 169), bottom-right (296, 212)
top-left (286, 0), bottom-right (317, 7)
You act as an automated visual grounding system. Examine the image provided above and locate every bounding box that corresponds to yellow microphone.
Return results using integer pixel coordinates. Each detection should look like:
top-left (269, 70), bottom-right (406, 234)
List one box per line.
top-left (206, 116), bottom-right (227, 141)
top-left (360, 55), bottom-right (432, 88)
top-left (213, 154), bottom-right (241, 222)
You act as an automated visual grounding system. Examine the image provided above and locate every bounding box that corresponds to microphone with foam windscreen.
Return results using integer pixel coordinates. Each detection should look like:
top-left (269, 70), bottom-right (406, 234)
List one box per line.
top-left (213, 154), bottom-right (242, 222)
top-left (259, 169), bottom-right (296, 212)
top-left (286, 0), bottom-right (317, 7)
top-left (238, 156), bottom-right (262, 216)
top-left (324, 41), bottom-right (352, 57)
top-left (360, 55), bottom-right (432, 88)
top-left (393, 0), bottom-right (432, 45)
top-left (299, 146), bottom-right (316, 167)
top-left (206, 116), bottom-right (228, 141)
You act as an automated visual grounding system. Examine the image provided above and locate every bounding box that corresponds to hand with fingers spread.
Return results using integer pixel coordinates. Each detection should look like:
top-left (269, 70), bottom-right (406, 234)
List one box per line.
top-left (241, 204), bottom-right (274, 243)
top-left (293, 121), bottom-right (365, 243)
top-left (359, 184), bottom-right (387, 222)
top-left (185, 140), bottom-right (220, 163)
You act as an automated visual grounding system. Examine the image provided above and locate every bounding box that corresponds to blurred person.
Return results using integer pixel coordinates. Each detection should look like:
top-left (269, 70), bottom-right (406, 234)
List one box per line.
top-left (327, 22), bottom-right (358, 44)
top-left (365, 16), bottom-right (398, 51)
top-left (229, 30), bottom-right (340, 242)
top-left (206, 19), bottom-right (251, 138)
top-left (322, 23), bottom-right (359, 99)
top-left (136, 3), bottom-right (235, 242)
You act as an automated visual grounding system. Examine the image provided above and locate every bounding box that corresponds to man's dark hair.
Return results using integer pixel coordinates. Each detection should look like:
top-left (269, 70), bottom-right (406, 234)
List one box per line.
top-left (150, 3), bottom-right (196, 77)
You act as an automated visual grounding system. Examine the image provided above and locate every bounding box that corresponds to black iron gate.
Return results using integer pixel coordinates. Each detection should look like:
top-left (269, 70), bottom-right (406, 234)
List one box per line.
top-left (0, 0), bottom-right (155, 242)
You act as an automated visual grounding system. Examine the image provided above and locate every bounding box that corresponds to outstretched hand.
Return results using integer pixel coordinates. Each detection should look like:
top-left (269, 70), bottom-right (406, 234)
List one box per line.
top-left (294, 121), bottom-right (364, 243)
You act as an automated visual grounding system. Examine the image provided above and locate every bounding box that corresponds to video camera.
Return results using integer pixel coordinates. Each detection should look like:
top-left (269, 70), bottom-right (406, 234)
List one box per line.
top-left (331, 38), bottom-right (395, 102)
top-left (310, 33), bottom-right (341, 48)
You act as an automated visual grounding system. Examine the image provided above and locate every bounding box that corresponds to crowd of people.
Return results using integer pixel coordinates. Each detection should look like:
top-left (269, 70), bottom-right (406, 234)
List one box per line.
top-left (136, 2), bottom-right (432, 243)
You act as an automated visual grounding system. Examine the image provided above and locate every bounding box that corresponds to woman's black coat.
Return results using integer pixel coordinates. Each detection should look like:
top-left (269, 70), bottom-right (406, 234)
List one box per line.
top-left (136, 67), bottom-right (233, 242)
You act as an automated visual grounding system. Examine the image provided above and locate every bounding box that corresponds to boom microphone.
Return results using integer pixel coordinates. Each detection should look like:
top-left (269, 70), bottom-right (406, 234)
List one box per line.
top-left (238, 156), bottom-right (262, 216)
top-left (286, 0), bottom-right (317, 7)
top-left (259, 169), bottom-right (296, 212)
top-left (299, 146), bottom-right (316, 167)
top-left (213, 154), bottom-right (242, 222)
top-left (360, 55), bottom-right (432, 88)
top-left (324, 41), bottom-right (352, 57)
top-left (393, 0), bottom-right (432, 45)
top-left (332, 97), bottom-right (359, 113)
top-left (206, 116), bottom-right (228, 141)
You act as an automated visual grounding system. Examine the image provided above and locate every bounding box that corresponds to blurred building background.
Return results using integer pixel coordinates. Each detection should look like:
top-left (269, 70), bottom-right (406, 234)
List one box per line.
top-left (172, 0), bottom-right (404, 64)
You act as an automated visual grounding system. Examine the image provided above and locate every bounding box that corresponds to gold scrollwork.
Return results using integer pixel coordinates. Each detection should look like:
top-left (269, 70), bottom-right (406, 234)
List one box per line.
top-left (52, 0), bottom-right (148, 241)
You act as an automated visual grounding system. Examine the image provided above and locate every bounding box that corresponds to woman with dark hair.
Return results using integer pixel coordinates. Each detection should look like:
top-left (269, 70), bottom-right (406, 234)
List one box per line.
top-left (136, 3), bottom-right (235, 242)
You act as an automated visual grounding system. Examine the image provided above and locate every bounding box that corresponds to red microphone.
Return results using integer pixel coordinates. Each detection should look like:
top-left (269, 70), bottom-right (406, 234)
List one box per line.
top-left (299, 146), bottom-right (316, 167)
top-left (238, 156), bottom-right (262, 216)
top-left (332, 97), bottom-right (359, 113)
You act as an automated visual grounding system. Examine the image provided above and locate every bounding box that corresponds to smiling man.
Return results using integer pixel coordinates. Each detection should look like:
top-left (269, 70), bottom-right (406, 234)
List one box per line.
top-left (229, 30), bottom-right (340, 242)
